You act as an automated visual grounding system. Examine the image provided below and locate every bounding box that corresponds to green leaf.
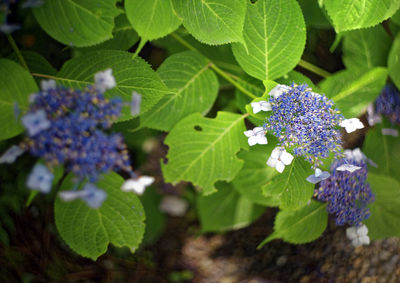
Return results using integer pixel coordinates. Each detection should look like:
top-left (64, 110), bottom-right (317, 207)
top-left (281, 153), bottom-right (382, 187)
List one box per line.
top-left (232, 0), bottom-right (306, 81)
top-left (77, 14), bottom-right (139, 52)
top-left (55, 173), bottom-right (145, 260)
top-left (263, 157), bottom-right (314, 211)
top-left (363, 121), bottom-right (400, 183)
top-left (139, 187), bottom-right (166, 245)
top-left (125, 0), bottom-right (181, 41)
top-left (162, 112), bottom-right (248, 195)
top-left (324, 0), bottom-right (400, 32)
top-left (319, 67), bottom-right (387, 117)
top-left (8, 51), bottom-right (57, 77)
top-left (232, 143), bottom-right (280, 207)
top-left (140, 51), bottom-right (218, 131)
top-left (56, 50), bottom-right (170, 120)
top-left (0, 59), bottom-right (38, 141)
top-left (258, 201), bottom-right (328, 247)
top-left (277, 70), bottom-right (317, 90)
top-left (33, 0), bottom-right (120, 47)
top-left (388, 33), bottom-right (400, 90)
top-left (171, 0), bottom-right (246, 45)
top-left (392, 9), bottom-right (400, 26)
top-left (298, 0), bottom-right (331, 29)
top-left (364, 173), bottom-right (400, 240)
top-left (342, 25), bottom-right (391, 70)
top-left (197, 182), bottom-right (265, 232)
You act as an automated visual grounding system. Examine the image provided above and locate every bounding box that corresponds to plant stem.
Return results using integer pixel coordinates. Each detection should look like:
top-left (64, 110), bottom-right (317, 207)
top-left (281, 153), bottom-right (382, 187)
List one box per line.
top-left (171, 32), bottom-right (257, 99)
top-left (210, 64), bottom-right (257, 99)
top-left (31, 73), bottom-right (58, 80)
top-left (7, 34), bottom-right (29, 72)
top-left (298, 59), bottom-right (331, 78)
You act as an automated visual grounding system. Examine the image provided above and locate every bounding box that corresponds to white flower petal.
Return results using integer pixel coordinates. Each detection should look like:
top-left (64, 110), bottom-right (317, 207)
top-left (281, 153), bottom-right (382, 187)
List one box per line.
top-left (269, 84), bottom-right (291, 99)
top-left (359, 235), bottom-right (370, 245)
top-left (356, 224), bottom-right (368, 236)
top-left (138, 176), bottom-right (155, 186)
top-left (244, 130), bottom-right (254, 137)
top-left (270, 147), bottom-right (283, 159)
top-left (266, 157), bottom-right (277, 168)
top-left (280, 151), bottom-right (294, 165)
top-left (40, 80), bottom-right (56, 91)
top-left (275, 161), bottom-right (285, 173)
top-left (159, 196), bottom-right (188, 217)
top-left (346, 227), bottom-right (357, 240)
top-left (248, 136), bottom-right (257, 146)
top-left (255, 135), bottom-right (268, 145)
top-left (315, 168), bottom-right (322, 177)
top-left (251, 102), bottom-right (262, 114)
top-left (121, 179), bottom-right (145, 195)
top-left (58, 190), bottom-right (88, 202)
top-left (253, 127), bottom-right (264, 133)
top-left (382, 128), bottom-right (399, 137)
top-left (260, 101), bottom-right (272, 111)
top-left (340, 118), bottom-right (364, 133)
top-left (336, 164), bottom-right (362, 173)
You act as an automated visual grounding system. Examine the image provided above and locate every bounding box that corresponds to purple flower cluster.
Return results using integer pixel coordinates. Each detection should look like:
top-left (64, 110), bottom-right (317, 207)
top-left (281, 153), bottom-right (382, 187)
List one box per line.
top-left (375, 85), bottom-right (400, 125)
top-left (264, 84), bottom-right (344, 168)
top-left (315, 157), bottom-right (374, 226)
top-left (23, 82), bottom-right (132, 183)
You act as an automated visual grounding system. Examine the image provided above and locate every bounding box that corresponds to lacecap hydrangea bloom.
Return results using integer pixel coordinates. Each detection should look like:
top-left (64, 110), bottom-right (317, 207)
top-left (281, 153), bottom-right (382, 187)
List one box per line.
top-left (315, 148), bottom-right (374, 227)
top-left (375, 85), bottom-right (400, 125)
top-left (0, 69), bottom-right (154, 208)
top-left (244, 83), bottom-right (364, 173)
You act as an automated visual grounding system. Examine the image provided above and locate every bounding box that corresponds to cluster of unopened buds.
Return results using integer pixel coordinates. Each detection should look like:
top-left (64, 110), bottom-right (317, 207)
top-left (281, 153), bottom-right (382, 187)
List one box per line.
top-left (244, 83), bottom-right (375, 247)
top-left (0, 69), bottom-right (154, 208)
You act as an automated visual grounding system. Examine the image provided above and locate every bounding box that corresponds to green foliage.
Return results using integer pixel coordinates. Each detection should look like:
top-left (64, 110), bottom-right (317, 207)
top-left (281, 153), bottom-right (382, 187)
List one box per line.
top-left (324, 0), bottom-right (400, 32)
top-left (363, 121), bottom-right (400, 183)
top-left (388, 33), bottom-right (400, 90)
top-left (197, 182), bottom-right (265, 232)
top-left (262, 157), bottom-right (314, 211)
top-left (33, 0), bottom-right (120, 47)
top-left (277, 70), bottom-right (317, 90)
top-left (232, 0), bottom-right (306, 81)
top-left (342, 26), bottom-right (392, 71)
top-left (258, 201), bottom-right (328, 247)
top-left (77, 14), bottom-right (139, 52)
top-left (298, 0), bottom-right (331, 29)
top-left (365, 173), bottom-right (400, 240)
top-left (162, 112), bottom-right (248, 195)
top-left (9, 51), bottom-right (57, 76)
top-left (232, 144), bottom-right (280, 207)
top-left (125, 0), bottom-right (181, 41)
top-left (141, 51), bottom-right (218, 131)
top-left (319, 67), bottom-right (388, 117)
top-left (55, 173), bottom-right (145, 260)
top-left (0, 59), bottom-right (38, 141)
top-left (57, 50), bottom-right (170, 120)
top-left (172, 0), bottom-right (246, 45)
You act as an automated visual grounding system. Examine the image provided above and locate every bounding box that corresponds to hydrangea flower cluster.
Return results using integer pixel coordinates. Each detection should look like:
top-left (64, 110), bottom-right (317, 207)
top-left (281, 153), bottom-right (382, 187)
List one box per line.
top-left (375, 85), bottom-right (400, 125)
top-left (0, 69), bottom-right (154, 208)
top-left (315, 148), bottom-right (374, 227)
top-left (264, 84), bottom-right (344, 168)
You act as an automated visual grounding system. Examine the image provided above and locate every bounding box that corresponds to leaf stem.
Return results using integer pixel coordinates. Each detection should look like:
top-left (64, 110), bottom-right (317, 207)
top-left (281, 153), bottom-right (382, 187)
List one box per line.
top-left (31, 73), bottom-right (58, 80)
top-left (171, 32), bottom-right (257, 99)
top-left (7, 34), bottom-right (29, 72)
top-left (210, 64), bottom-right (257, 99)
top-left (298, 60), bottom-right (331, 78)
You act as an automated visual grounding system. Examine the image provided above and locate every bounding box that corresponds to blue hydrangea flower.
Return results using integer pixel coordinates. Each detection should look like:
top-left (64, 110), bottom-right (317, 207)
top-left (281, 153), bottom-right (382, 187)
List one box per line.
top-left (263, 84), bottom-right (344, 168)
top-left (59, 183), bottom-right (107, 209)
top-left (315, 152), bottom-right (374, 226)
top-left (21, 109), bottom-right (51, 136)
top-left (306, 168), bottom-right (330, 184)
top-left (26, 164), bottom-right (54, 193)
top-left (0, 145), bottom-right (24, 163)
top-left (375, 85), bottom-right (400, 124)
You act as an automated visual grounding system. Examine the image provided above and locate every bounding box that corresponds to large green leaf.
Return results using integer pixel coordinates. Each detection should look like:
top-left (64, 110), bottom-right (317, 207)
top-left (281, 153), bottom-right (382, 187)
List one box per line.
top-left (319, 67), bottom-right (387, 117)
top-left (171, 0), bottom-right (246, 45)
top-left (162, 112), bottom-right (248, 195)
top-left (232, 144), bottom-right (280, 207)
top-left (77, 14), bottom-right (139, 52)
top-left (262, 157), bottom-right (314, 210)
top-left (125, 0), bottom-right (181, 41)
top-left (232, 0), bottom-right (306, 81)
top-left (140, 51), bottom-right (218, 131)
top-left (392, 9), bottom-right (400, 26)
top-left (258, 201), bottom-right (328, 247)
top-left (298, 0), bottom-right (331, 29)
top-left (0, 59), bottom-right (38, 141)
top-left (342, 25), bottom-right (391, 71)
top-left (324, 0), bottom-right (400, 32)
top-left (33, 0), bottom-right (119, 47)
top-left (364, 173), bottom-right (400, 240)
top-left (363, 121), bottom-right (400, 183)
top-left (388, 33), bottom-right (400, 90)
top-left (277, 70), bottom-right (317, 90)
top-left (197, 182), bottom-right (265, 232)
top-left (55, 173), bottom-right (145, 260)
top-left (56, 50), bottom-right (170, 120)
